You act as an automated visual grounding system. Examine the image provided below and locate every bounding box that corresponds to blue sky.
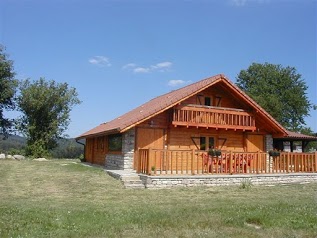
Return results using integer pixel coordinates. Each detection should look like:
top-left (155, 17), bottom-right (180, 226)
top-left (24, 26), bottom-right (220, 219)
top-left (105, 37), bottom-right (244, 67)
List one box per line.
top-left (1, 0), bottom-right (316, 137)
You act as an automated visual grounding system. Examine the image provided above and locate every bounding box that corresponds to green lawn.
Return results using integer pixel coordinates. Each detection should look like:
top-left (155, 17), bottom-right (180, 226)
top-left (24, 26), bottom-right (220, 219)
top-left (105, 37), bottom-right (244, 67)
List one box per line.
top-left (0, 159), bottom-right (316, 238)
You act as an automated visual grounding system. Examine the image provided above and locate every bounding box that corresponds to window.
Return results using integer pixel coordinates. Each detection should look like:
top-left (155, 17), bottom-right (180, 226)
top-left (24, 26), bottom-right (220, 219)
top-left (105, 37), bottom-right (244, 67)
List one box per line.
top-left (199, 136), bottom-right (215, 150)
top-left (204, 97), bottom-right (211, 106)
top-left (108, 134), bottom-right (122, 151)
top-left (208, 137), bottom-right (215, 149)
top-left (200, 137), bottom-right (206, 150)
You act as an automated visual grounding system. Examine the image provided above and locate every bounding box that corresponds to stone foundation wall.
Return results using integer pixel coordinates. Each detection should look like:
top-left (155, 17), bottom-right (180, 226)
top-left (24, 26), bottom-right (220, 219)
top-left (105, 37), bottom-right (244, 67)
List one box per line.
top-left (105, 154), bottom-right (123, 170)
top-left (139, 173), bottom-right (317, 189)
top-left (105, 128), bottom-right (135, 170)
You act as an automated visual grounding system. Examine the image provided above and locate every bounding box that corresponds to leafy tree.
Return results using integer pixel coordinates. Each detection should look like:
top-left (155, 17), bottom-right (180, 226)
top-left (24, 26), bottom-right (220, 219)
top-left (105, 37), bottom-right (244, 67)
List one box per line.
top-left (0, 45), bottom-right (17, 137)
top-left (16, 78), bottom-right (81, 157)
top-left (236, 63), bottom-right (312, 131)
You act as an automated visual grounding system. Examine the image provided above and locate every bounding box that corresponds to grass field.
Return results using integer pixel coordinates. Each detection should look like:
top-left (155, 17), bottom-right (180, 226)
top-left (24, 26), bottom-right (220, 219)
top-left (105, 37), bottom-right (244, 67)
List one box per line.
top-left (0, 159), bottom-right (316, 238)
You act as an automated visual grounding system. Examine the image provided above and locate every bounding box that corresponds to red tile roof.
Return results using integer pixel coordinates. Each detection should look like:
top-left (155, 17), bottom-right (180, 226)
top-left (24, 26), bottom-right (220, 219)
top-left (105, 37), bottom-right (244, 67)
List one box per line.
top-left (284, 130), bottom-right (317, 140)
top-left (77, 74), bottom-right (287, 139)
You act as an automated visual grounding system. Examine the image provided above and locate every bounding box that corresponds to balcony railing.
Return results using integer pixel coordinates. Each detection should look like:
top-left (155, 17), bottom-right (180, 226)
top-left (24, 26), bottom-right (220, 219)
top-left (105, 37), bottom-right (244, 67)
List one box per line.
top-left (137, 149), bottom-right (317, 175)
top-left (172, 105), bottom-right (256, 131)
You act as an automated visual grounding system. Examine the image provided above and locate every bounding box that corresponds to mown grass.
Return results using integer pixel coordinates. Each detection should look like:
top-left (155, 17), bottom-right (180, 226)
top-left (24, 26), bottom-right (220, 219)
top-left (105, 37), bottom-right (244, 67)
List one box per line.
top-left (0, 159), bottom-right (316, 238)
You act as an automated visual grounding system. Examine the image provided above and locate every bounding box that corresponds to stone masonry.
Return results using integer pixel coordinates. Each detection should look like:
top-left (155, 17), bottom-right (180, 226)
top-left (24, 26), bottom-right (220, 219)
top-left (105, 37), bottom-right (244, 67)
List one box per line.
top-left (122, 128), bottom-right (135, 170)
top-left (139, 173), bottom-right (317, 189)
top-left (105, 154), bottom-right (123, 169)
top-left (265, 134), bottom-right (274, 171)
top-left (105, 128), bottom-right (135, 170)
top-left (266, 134), bottom-right (273, 151)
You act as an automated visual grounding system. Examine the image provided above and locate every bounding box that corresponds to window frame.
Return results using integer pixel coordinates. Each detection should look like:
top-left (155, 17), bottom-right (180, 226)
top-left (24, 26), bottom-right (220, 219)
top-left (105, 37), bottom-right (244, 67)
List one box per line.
top-left (108, 134), bottom-right (122, 152)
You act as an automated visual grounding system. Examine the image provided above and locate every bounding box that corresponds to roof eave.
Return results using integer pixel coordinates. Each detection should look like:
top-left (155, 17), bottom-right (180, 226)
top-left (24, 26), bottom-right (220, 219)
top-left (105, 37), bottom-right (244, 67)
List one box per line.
top-left (76, 127), bottom-right (121, 139)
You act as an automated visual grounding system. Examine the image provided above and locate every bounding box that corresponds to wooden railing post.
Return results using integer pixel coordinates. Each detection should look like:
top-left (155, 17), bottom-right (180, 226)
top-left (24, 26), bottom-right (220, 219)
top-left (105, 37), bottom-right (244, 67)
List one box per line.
top-left (314, 152), bottom-right (317, 173)
top-left (191, 149), bottom-right (195, 175)
top-left (264, 152), bottom-right (268, 173)
top-left (256, 151), bottom-right (260, 174)
top-left (147, 148), bottom-right (153, 175)
top-left (229, 151), bottom-right (233, 174)
top-left (136, 148), bottom-right (140, 173)
top-left (286, 153), bottom-right (289, 173)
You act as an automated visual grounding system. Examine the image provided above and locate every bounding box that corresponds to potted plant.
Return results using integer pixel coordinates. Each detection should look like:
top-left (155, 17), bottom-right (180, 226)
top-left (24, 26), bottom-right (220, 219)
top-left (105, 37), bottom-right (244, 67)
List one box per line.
top-left (208, 148), bottom-right (222, 157)
top-left (268, 150), bottom-right (280, 157)
top-left (150, 165), bottom-right (156, 175)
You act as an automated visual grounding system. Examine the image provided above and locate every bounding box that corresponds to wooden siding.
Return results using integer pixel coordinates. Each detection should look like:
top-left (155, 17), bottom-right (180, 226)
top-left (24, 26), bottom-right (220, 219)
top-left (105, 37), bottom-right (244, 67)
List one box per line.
top-left (85, 138), bottom-right (94, 163)
top-left (136, 128), bottom-right (165, 149)
top-left (168, 127), bottom-right (246, 152)
top-left (181, 85), bottom-right (250, 110)
top-left (246, 134), bottom-right (264, 152)
top-left (85, 136), bottom-right (108, 165)
top-left (137, 111), bottom-right (169, 129)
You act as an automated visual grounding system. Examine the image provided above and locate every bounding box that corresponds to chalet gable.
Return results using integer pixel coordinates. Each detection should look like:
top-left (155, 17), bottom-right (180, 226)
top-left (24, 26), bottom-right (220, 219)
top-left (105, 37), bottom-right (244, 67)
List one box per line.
top-left (77, 74), bottom-right (287, 139)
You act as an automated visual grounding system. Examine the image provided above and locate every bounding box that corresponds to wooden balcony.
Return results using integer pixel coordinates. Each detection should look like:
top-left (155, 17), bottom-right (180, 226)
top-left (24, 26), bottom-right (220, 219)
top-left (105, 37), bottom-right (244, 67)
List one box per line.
top-left (172, 105), bottom-right (256, 131)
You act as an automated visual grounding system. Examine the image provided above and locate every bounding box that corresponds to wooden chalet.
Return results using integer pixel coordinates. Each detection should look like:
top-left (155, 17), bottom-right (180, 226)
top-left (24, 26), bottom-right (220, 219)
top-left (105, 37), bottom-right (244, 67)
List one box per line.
top-left (77, 74), bottom-right (317, 175)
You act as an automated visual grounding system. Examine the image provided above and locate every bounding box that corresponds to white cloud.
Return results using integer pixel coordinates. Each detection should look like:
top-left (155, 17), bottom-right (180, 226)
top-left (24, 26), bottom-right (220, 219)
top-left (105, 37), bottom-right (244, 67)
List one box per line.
top-left (123, 61), bottom-right (173, 73)
top-left (168, 79), bottom-right (192, 87)
top-left (151, 61), bottom-right (173, 71)
top-left (133, 67), bottom-right (151, 73)
top-left (88, 56), bottom-right (111, 67)
top-left (122, 63), bottom-right (137, 70)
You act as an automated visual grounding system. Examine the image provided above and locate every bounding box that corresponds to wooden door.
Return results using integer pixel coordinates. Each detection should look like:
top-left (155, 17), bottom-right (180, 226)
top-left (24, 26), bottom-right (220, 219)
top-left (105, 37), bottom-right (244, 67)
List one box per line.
top-left (137, 128), bottom-right (164, 149)
top-left (85, 138), bottom-right (94, 163)
top-left (135, 128), bottom-right (164, 170)
top-left (246, 134), bottom-right (264, 152)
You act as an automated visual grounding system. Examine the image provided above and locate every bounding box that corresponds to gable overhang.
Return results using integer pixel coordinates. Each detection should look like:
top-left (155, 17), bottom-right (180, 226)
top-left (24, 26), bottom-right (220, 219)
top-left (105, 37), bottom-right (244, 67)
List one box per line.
top-left (215, 77), bottom-right (287, 135)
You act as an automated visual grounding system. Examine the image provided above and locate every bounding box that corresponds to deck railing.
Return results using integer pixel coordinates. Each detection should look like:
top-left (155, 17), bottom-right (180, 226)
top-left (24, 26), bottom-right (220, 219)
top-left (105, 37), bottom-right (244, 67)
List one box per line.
top-left (137, 149), bottom-right (317, 175)
top-left (172, 105), bottom-right (256, 131)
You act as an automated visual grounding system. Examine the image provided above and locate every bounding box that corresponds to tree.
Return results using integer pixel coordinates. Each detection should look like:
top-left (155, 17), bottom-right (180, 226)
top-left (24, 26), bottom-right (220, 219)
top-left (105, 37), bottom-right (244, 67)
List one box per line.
top-left (16, 78), bottom-right (81, 157)
top-left (0, 45), bottom-right (17, 137)
top-left (236, 63), bottom-right (312, 131)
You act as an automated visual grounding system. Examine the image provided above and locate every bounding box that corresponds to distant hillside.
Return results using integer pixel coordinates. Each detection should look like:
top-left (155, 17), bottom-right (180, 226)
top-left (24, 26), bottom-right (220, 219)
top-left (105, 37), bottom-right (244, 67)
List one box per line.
top-left (0, 134), bottom-right (84, 158)
top-left (51, 138), bottom-right (84, 158)
top-left (0, 134), bottom-right (26, 153)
